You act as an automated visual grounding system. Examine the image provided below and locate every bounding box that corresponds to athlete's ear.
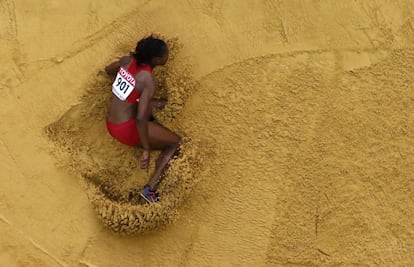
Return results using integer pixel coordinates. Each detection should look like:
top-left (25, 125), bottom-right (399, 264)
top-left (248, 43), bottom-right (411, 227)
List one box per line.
top-left (154, 57), bottom-right (163, 65)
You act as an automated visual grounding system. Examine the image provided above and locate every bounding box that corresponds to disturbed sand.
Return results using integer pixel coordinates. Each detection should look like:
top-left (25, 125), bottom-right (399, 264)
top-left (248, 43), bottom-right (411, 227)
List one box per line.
top-left (1, 0), bottom-right (414, 266)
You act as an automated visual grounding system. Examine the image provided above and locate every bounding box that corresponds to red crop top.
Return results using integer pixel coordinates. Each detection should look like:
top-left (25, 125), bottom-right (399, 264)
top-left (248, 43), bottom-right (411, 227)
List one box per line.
top-left (124, 59), bottom-right (152, 104)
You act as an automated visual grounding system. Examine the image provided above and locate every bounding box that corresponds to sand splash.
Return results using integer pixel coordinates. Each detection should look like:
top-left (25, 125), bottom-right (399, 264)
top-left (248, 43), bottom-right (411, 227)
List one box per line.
top-left (45, 37), bottom-right (202, 234)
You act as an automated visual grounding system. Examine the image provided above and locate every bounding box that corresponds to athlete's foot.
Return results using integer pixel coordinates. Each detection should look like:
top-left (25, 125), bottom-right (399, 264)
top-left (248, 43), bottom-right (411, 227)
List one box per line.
top-left (140, 185), bottom-right (160, 203)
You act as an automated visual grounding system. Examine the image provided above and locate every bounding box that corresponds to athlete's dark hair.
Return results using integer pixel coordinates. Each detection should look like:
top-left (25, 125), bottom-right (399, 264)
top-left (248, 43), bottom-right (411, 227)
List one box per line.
top-left (132, 35), bottom-right (167, 65)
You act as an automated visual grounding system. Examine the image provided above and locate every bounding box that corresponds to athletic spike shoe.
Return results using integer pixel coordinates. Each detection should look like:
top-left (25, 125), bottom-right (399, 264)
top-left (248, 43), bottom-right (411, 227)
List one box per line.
top-left (140, 185), bottom-right (160, 203)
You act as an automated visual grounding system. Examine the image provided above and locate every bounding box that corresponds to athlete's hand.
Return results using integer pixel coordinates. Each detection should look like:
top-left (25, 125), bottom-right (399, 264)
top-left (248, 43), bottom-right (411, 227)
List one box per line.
top-left (139, 150), bottom-right (150, 169)
top-left (152, 99), bottom-right (167, 109)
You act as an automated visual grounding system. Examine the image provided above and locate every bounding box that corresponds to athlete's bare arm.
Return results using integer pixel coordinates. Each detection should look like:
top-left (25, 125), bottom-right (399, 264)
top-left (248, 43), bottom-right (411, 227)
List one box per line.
top-left (136, 72), bottom-right (156, 169)
top-left (104, 56), bottom-right (132, 75)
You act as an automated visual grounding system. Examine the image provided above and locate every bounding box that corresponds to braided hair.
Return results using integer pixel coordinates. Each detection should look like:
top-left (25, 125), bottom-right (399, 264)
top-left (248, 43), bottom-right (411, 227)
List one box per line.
top-left (132, 35), bottom-right (167, 66)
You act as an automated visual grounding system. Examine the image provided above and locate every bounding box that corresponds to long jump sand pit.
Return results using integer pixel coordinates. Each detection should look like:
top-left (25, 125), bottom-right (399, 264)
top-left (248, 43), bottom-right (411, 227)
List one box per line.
top-left (45, 37), bottom-right (203, 234)
top-left (1, 1), bottom-right (414, 266)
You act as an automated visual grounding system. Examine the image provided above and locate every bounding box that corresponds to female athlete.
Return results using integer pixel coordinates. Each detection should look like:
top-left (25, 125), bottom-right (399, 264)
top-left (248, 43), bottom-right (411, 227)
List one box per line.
top-left (104, 35), bottom-right (181, 203)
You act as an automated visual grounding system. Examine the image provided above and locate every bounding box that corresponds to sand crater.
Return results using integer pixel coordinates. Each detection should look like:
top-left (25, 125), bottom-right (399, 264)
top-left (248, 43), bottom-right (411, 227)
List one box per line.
top-left (45, 37), bottom-right (202, 234)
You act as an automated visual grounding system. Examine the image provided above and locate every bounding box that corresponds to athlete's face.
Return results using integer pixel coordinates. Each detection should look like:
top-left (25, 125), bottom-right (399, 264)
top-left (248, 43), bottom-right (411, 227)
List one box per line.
top-left (158, 46), bottom-right (169, 65)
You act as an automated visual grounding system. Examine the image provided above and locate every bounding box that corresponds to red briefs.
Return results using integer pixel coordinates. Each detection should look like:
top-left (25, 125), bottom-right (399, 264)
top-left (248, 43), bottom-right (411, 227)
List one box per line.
top-left (106, 119), bottom-right (140, 147)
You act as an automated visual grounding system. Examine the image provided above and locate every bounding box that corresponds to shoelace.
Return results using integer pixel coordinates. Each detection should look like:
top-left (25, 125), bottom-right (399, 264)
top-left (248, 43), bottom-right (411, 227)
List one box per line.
top-left (149, 191), bottom-right (160, 201)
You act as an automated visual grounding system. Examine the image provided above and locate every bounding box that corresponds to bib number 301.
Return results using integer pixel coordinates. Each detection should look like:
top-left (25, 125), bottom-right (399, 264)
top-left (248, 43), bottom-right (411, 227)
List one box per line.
top-left (112, 67), bottom-right (136, 101)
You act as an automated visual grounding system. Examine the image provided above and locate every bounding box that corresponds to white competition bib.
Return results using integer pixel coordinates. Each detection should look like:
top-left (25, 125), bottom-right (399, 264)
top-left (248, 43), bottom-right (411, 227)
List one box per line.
top-left (112, 67), bottom-right (136, 101)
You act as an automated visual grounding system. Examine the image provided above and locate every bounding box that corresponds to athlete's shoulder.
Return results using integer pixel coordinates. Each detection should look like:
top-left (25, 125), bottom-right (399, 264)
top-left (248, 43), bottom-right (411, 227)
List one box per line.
top-left (119, 56), bottom-right (132, 67)
top-left (134, 71), bottom-right (154, 92)
top-left (135, 69), bottom-right (153, 82)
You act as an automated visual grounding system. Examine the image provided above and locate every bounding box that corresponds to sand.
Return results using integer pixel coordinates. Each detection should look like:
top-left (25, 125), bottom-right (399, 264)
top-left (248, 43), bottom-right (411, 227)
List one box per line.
top-left (1, 0), bottom-right (414, 266)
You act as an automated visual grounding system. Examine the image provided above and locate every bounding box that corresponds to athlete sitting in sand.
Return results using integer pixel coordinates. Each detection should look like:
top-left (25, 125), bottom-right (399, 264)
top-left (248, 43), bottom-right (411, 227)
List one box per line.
top-left (104, 35), bottom-right (180, 203)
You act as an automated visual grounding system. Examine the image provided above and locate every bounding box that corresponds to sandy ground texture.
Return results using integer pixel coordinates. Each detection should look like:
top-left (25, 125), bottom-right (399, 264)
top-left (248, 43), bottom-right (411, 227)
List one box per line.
top-left (1, 0), bottom-right (414, 266)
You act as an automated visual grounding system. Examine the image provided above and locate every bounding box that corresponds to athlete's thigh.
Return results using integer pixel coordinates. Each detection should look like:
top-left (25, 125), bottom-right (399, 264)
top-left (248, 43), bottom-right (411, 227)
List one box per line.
top-left (147, 121), bottom-right (180, 149)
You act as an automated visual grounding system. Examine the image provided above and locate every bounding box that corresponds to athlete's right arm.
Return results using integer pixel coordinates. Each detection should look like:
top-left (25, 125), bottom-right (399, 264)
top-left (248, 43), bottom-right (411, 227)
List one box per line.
top-left (104, 56), bottom-right (132, 75)
top-left (136, 73), bottom-right (155, 169)
top-left (136, 73), bottom-right (155, 151)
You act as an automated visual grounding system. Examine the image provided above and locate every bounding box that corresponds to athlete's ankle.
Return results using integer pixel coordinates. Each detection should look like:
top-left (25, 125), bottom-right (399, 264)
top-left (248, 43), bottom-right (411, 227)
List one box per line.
top-left (144, 184), bottom-right (157, 192)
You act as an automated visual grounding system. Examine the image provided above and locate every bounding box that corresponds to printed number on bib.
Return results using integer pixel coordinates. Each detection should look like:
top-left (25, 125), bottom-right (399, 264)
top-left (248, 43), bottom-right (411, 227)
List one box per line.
top-left (112, 67), bottom-right (136, 101)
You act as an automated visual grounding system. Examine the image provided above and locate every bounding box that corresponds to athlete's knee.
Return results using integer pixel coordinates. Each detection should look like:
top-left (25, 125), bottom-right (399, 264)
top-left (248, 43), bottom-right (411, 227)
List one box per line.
top-left (168, 133), bottom-right (181, 148)
top-left (162, 134), bottom-right (180, 149)
top-left (171, 130), bottom-right (180, 142)
top-left (175, 134), bottom-right (182, 144)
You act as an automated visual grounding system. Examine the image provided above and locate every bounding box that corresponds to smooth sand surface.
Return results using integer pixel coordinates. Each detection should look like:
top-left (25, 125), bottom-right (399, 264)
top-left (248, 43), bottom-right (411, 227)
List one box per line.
top-left (1, 1), bottom-right (414, 266)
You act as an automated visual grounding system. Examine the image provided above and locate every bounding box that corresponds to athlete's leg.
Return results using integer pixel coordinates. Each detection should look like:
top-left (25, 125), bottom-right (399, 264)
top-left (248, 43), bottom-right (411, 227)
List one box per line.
top-left (143, 121), bottom-right (181, 190)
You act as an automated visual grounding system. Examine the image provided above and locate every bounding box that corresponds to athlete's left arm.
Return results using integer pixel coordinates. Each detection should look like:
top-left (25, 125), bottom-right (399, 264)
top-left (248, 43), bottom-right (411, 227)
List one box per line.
top-left (104, 56), bottom-right (132, 75)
